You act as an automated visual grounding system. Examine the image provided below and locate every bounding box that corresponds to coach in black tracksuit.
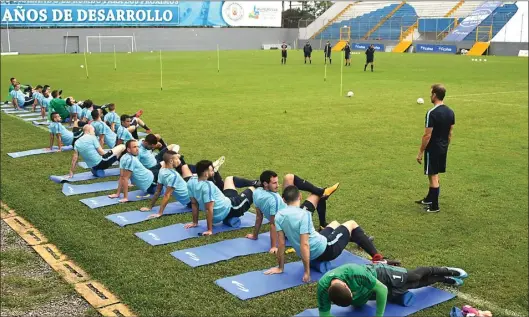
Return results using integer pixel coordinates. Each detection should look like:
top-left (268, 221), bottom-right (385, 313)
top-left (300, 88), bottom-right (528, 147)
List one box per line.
top-left (281, 42), bottom-right (288, 65)
top-left (324, 41), bottom-right (332, 64)
top-left (364, 44), bottom-right (375, 72)
top-left (343, 41), bottom-right (351, 66)
top-left (303, 42), bottom-right (313, 64)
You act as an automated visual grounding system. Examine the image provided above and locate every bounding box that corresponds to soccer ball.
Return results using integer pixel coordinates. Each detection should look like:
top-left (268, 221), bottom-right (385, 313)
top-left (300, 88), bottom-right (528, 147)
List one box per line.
top-left (417, 98), bottom-right (424, 104)
top-left (80, 65), bottom-right (84, 68)
top-left (347, 91), bottom-right (354, 97)
top-left (484, 59), bottom-right (487, 62)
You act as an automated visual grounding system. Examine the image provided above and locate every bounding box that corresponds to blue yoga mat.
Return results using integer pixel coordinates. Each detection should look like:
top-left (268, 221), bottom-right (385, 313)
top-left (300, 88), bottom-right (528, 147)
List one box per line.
top-left (50, 168), bottom-right (120, 184)
top-left (7, 146), bottom-right (74, 158)
top-left (32, 120), bottom-right (49, 126)
top-left (215, 251), bottom-right (369, 300)
top-left (62, 180), bottom-right (124, 196)
top-left (80, 189), bottom-right (152, 209)
top-left (171, 231), bottom-right (292, 267)
top-left (18, 113), bottom-right (43, 117)
top-left (105, 201), bottom-right (189, 227)
top-left (78, 161), bottom-right (118, 169)
top-left (136, 212), bottom-right (267, 246)
top-left (295, 287), bottom-right (456, 317)
top-left (22, 116), bottom-right (43, 121)
top-left (3, 109), bottom-right (29, 114)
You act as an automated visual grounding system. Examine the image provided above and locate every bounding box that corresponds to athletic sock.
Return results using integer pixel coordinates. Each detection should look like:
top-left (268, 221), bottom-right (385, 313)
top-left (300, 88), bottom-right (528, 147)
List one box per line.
top-left (364, 64), bottom-right (367, 71)
top-left (293, 175), bottom-right (324, 196)
top-left (310, 60), bottom-right (311, 64)
top-left (233, 176), bottom-right (259, 188)
top-left (316, 199), bottom-right (328, 227)
top-left (179, 154), bottom-right (186, 166)
top-left (350, 227), bottom-right (378, 257)
top-left (210, 171), bottom-right (225, 190)
top-left (330, 59), bottom-right (332, 64)
top-left (158, 138), bottom-right (167, 150)
top-left (371, 65), bottom-right (373, 72)
top-left (131, 129), bottom-right (139, 140)
top-left (431, 187), bottom-right (440, 209)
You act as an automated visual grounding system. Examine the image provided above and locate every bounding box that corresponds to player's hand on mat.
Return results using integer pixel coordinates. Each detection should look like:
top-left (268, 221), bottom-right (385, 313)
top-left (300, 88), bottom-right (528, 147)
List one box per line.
top-left (302, 272), bottom-right (311, 283)
top-left (67, 171), bottom-right (74, 178)
top-left (108, 194), bottom-right (120, 199)
top-left (57, 148), bottom-right (62, 152)
top-left (201, 230), bottom-right (213, 236)
top-left (269, 247), bottom-right (278, 254)
top-left (45, 147), bottom-right (51, 151)
top-left (184, 222), bottom-right (198, 229)
top-left (264, 267), bottom-right (283, 275)
top-left (245, 234), bottom-right (258, 240)
top-left (140, 207), bottom-right (151, 212)
top-left (147, 213), bottom-right (161, 219)
top-left (119, 198), bottom-right (129, 203)
top-left (416, 152), bottom-right (423, 164)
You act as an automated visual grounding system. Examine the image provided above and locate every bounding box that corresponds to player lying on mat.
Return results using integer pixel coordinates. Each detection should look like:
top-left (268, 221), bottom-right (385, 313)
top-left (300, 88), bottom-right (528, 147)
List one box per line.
top-left (184, 160), bottom-right (261, 236)
top-left (68, 125), bottom-right (126, 178)
top-left (10, 83), bottom-right (35, 110)
top-left (104, 103), bottom-right (146, 133)
top-left (91, 109), bottom-right (117, 148)
top-left (116, 114), bottom-right (152, 145)
top-left (47, 112), bottom-right (83, 151)
top-left (109, 139), bottom-right (158, 202)
top-left (140, 152), bottom-right (227, 219)
top-left (246, 170), bottom-right (340, 254)
top-left (264, 185), bottom-right (398, 283)
top-left (317, 263), bottom-right (468, 317)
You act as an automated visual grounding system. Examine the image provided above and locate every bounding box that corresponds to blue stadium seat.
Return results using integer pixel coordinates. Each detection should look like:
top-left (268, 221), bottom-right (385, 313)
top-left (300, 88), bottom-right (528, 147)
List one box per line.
top-left (367, 3), bottom-right (418, 40)
top-left (463, 4), bottom-right (518, 41)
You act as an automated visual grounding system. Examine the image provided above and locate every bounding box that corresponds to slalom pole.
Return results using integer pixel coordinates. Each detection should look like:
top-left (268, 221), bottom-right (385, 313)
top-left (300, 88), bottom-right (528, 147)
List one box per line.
top-left (83, 51), bottom-right (89, 79)
top-left (159, 50), bottom-right (163, 91)
top-left (113, 45), bottom-right (117, 70)
top-left (340, 51), bottom-right (344, 96)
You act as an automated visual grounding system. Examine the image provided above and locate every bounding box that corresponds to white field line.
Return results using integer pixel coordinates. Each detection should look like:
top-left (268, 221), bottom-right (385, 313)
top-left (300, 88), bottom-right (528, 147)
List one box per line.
top-left (449, 90), bottom-right (528, 98)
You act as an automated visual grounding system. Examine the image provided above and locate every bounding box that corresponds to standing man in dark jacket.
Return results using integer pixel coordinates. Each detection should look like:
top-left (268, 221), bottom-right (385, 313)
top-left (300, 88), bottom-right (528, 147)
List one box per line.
top-left (365, 44), bottom-right (376, 72)
top-left (281, 41), bottom-right (288, 65)
top-left (324, 41), bottom-right (332, 65)
top-left (304, 41), bottom-right (313, 64)
top-left (343, 41), bottom-right (351, 66)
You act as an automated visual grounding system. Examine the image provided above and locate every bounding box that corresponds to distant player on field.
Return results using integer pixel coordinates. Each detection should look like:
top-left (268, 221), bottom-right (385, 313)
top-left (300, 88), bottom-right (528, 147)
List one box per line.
top-left (304, 41), bottom-right (313, 64)
top-left (364, 44), bottom-right (375, 72)
top-left (324, 41), bottom-right (332, 64)
top-left (343, 41), bottom-right (351, 66)
top-left (281, 41), bottom-right (288, 65)
top-left (415, 84), bottom-right (455, 213)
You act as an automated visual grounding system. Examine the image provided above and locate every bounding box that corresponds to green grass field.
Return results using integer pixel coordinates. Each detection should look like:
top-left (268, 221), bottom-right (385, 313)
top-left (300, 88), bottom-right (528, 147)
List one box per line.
top-left (1, 50), bottom-right (528, 317)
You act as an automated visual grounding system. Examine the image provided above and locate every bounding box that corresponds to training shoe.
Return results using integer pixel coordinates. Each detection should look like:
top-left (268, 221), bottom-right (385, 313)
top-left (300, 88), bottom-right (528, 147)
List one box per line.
top-left (213, 156), bottom-right (225, 172)
top-left (447, 277), bottom-right (464, 286)
top-left (135, 109), bottom-right (143, 118)
top-left (322, 183), bottom-right (340, 198)
top-left (415, 198), bottom-right (432, 205)
top-left (424, 205), bottom-right (440, 213)
top-left (445, 267), bottom-right (468, 279)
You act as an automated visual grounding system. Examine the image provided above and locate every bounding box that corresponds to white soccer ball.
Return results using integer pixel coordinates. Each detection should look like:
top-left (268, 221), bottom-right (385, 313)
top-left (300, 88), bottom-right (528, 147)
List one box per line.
top-left (150, 50), bottom-right (153, 53)
top-left (347, 91), bottom-right (354, 97)
top-left (479, 58), bottom-right (482, 62)
top-left (417, 98), bottom-right (425, 104)
top-left (80, 65), bottom-right (84, 68)
top-left (127, 51), bottom-right (131, 54)
top-left (484, 59), bottom-right (487, 62)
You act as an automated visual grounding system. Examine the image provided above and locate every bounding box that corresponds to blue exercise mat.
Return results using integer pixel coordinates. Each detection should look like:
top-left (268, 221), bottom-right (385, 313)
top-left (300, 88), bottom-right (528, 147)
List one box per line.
top-left (62, 180), bottom-right (124, 196)
top-left (136, 212), bottom-right (267, 246)
top-left (50, 168), bottom-right (120, 184)
top-left (18, 113), bottom-right (43, 117)
top-left (7, 146), bottom-right (74, 158)
top-left (295, 287), bottom-right (456, 317)
top-left (2, 109), bottom-right (29, 114)
top-left (32, 120), bottom-right (49, 126)
top-left (78, 161), bottom-right (118, 169)
top-left (171, 231), bottom-right (292, 267)
top-left (105, 201), bottom-right (190, 227)
top-left (80, 189), bottom-right (152, 209)
top-left (22, 116), bottom-right (44, 121)
top-left (215, 251), bottom-right (369, 300)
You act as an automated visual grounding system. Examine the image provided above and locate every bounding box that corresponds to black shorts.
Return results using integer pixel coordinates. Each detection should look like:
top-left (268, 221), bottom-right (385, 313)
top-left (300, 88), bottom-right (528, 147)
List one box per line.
top-left (300, 200), bottom-right (316, 212)
top-left (71, 127), bottom-right (84, 147)
top-left (366, 57), bottom-right (374, 63)
top-left (304, 52), bottom-right (311, 58)
top-left (424, 150), bottom-right (447, 175)
top-left (316, 225), bottom-right (351, 262)
top-left (149, 165), bottom-right (162, 182)
top-left (375, 265), bottom-right (409, 296)
top-left (224, 188), bottom-right (253, 219)
top-left (325, 52), bottom-right (331, 58)
top-left (345, 53), bottom-right (351, 59)
top-left (282, 51), bottom-right (287, 58)
top-left (93, 150), bottom-right (119, 170)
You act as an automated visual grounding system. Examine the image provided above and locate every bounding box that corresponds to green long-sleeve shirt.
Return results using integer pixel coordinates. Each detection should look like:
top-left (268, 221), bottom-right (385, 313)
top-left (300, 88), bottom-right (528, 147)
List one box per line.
top-left (317, 264), bottom-right (388, 317)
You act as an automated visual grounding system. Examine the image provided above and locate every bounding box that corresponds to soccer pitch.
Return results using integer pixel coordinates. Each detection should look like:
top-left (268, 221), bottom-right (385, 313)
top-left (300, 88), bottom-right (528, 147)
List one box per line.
top-left (1, 50), bottom-right (528, 316)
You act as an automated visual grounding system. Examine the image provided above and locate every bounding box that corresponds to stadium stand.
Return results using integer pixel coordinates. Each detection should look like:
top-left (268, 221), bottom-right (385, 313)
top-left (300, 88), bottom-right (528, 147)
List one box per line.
top-left (463, 2), bottom-right (519, 42)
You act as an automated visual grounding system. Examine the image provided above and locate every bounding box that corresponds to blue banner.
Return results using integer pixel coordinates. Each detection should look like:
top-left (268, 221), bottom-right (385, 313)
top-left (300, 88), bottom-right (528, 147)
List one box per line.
top-left (351, 43), bottom-right (385, 51)
top-left (443, 1), bottom-right (502, 41)
top-left (415, 44), bottom-right (457, 54)
top-left (0, 1), bottom-right (283, 27)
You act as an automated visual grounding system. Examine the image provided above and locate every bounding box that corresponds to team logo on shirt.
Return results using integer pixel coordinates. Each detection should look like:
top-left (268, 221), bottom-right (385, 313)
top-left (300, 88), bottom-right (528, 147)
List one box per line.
top-left (225, 2), bottom-right (244, 21)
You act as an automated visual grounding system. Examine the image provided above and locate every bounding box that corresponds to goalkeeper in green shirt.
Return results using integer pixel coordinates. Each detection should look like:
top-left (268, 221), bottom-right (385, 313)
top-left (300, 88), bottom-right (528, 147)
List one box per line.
top-left (317, 263), bottom-right (468, 317)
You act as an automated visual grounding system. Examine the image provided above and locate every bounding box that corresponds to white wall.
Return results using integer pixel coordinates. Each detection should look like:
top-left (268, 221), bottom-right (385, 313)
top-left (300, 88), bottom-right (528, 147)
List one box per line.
top-left (492, 1), bottom-right (528, 43)
top-left (299, 2), bottom-right (353, 39)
